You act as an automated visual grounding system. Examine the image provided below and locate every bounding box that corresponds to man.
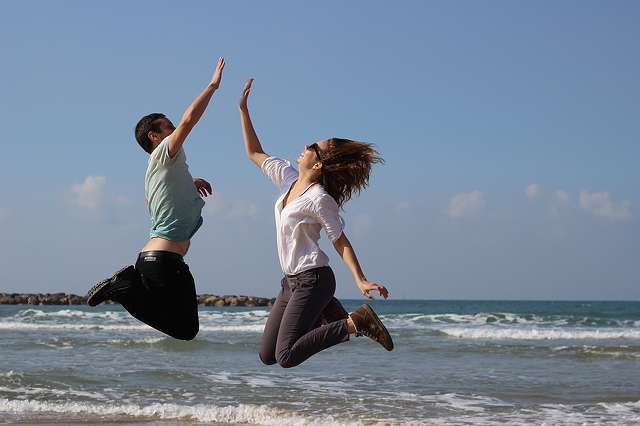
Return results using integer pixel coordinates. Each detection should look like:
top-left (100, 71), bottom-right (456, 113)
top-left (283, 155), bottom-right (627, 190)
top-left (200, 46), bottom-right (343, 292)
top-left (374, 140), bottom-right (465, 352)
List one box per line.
top-left (86, 57), bottom-right (225, 340)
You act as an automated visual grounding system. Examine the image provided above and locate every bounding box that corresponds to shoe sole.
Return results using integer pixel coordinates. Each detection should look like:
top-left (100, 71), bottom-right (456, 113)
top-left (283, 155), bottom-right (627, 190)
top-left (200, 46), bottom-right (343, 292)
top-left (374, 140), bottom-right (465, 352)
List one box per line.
top-left (87, 265), bottom-right (134, 307)
top-left (361, 303), bottom-right (394, 351)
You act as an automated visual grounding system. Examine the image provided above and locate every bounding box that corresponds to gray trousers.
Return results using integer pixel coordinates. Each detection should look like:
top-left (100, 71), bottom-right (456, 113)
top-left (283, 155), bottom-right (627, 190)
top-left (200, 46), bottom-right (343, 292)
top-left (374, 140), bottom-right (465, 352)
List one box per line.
top-left (259, 266), bottom-right (350, 368)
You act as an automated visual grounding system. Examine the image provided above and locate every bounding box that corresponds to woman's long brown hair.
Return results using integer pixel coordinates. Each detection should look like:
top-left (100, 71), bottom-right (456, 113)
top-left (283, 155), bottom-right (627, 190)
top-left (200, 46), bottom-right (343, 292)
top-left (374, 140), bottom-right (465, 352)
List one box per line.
top-left (318, 138), bottom-right (384, 209)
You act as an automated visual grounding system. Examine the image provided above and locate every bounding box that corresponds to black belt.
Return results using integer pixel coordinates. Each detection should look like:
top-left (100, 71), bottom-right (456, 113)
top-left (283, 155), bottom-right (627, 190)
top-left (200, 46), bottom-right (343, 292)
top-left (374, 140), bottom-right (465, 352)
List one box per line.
top-left (139, 251), bottom-right (184, 262)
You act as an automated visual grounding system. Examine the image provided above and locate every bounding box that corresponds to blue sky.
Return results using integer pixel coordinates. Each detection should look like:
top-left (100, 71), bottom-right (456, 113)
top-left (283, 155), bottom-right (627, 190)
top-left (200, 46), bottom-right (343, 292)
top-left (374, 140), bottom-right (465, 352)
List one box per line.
top-left (1, 1), bottom-right (638, 300)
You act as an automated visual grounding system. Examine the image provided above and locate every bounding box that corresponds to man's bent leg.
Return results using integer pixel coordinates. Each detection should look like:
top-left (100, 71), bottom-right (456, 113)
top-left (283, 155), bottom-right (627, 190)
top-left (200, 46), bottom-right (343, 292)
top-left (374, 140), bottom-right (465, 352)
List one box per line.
top-left (87, 265), bottom-right (139, 307)
top-left (119, 251), bottom-right (199, 340)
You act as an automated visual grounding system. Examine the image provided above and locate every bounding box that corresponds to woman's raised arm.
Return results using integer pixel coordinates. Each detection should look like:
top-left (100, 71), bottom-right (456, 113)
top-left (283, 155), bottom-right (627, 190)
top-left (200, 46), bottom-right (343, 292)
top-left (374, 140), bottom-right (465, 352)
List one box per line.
top-left (239, 78), bottom-right (269, 168)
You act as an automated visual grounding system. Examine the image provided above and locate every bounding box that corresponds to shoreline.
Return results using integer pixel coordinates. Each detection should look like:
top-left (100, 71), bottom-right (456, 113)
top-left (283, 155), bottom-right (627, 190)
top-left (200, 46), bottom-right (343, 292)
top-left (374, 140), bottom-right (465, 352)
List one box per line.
top-left (5, 421), bottom-right (252, 426)
top-left (0, 293), bottom-right (275, 307)
top-left (5, 422), bottom-right (251, 426)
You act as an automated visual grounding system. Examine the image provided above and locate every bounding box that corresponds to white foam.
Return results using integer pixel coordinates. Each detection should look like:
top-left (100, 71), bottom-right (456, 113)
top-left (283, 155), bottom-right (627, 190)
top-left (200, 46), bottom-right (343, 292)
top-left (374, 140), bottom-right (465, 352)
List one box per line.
top-left (440, 327), bottom-right (640, 340)
top-left (0, 398), bottom-right (404, 425)
top-left (246, 377), bottom-right (276, 387)
top-left (199, 325), bottom-right (264, 333)
top-left (2, 394), bottom-right (638, 425)
top-left (0, 386), bottom-right (106, 400)
top-left (12, 308), bottom-right (129, 320)
top-left (598, 400), bottom-right (640, 418)
top-left (0, 308), bottom-right (146, 332)
top-left (0, 322), bottom-right (154, 331)
top-left (198, 309), bottom-right (270, 320)
top-left (106, 336), bottom-right (166, 345)
top-left (387, 312), bottom-right (637, 329)
top-left (205, 372), bottom-right (242, 385)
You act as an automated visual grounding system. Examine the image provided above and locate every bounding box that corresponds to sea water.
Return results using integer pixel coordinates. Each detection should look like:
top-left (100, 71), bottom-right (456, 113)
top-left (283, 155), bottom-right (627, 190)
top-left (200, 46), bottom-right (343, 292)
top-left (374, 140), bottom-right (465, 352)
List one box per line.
top-left (1, 300), bottom-right (638, 425)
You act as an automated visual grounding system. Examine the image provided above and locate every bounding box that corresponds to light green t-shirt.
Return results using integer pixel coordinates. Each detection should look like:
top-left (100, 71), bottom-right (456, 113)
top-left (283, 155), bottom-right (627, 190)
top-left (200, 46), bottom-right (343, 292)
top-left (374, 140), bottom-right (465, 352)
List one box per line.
top-left (145, 136), bottom-right (204, 241)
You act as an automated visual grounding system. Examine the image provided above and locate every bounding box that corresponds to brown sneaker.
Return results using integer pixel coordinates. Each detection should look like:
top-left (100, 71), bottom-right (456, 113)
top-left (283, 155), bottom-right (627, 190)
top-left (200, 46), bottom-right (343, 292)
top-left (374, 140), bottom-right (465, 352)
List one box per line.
top-left (87, 265), bottom-right (136, 307)
top-left (350, 304), bottom-right (394, 351)
top-left (321, 297), bottom-right (349, 324)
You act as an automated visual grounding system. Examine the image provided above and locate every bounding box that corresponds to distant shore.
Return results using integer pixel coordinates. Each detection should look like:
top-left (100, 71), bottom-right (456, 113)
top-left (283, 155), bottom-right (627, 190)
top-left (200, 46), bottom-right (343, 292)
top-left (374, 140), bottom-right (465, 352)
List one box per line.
top-left (0, 292), bottom-right (275, 307)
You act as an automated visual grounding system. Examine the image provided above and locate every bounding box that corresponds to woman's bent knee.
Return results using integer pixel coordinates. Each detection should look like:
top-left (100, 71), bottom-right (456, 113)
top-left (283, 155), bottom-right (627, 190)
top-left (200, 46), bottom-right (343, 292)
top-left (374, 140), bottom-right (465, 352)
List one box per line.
top-left (275, 350), bottom-right (300, 368)
top-left (259, 351), bottom-right (277, 366)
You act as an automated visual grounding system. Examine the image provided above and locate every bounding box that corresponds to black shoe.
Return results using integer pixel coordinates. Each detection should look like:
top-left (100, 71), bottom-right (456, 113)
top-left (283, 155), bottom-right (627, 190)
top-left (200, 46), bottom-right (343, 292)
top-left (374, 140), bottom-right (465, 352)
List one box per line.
top-left (87, 265), bottom-right (136, 307)
top-left (321, 297), bottom-right (349, 324)
top-left (350, 304), bottom-right (394, 351)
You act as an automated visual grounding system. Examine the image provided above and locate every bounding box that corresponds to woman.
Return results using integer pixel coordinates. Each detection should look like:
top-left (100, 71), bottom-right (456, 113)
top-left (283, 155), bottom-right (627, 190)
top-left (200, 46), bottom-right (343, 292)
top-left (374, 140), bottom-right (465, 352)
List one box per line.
top-left (239, 78), bottom-right (394, 368)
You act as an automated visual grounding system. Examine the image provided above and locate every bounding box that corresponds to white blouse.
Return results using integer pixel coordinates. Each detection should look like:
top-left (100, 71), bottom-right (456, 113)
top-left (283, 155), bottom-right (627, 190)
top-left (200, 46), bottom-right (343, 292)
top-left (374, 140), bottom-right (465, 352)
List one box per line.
top-left (262, 157), bottom-right (345, 276)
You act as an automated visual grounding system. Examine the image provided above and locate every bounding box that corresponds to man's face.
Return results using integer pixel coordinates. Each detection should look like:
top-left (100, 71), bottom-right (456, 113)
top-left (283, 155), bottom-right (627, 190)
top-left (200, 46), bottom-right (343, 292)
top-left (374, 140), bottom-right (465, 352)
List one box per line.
top-left (156, 118), bottom-right (176, 140)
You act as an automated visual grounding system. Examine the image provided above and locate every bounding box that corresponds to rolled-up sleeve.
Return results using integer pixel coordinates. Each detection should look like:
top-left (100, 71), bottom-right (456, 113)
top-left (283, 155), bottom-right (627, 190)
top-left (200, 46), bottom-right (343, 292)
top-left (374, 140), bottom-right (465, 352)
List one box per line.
top-left (261, 156), bottom-right (298, 191)
top-left (314, 194), bottom-right (345, 242)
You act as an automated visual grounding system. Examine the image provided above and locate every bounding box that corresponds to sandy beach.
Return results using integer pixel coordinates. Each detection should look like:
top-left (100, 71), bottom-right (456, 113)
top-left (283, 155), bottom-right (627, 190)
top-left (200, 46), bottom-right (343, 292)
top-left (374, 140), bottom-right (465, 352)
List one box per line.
top-left (7, 420), bottom-right (252, 425)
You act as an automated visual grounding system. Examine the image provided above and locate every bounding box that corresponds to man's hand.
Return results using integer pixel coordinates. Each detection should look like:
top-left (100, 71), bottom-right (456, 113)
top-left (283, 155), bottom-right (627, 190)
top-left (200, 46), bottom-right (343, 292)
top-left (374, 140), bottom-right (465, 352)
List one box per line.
top-left (210, 57), bottom-right (225, 90)
top-left (168, 57), bottom-right (225, 158)
top-left (194, 178), bottom-right (212, 197)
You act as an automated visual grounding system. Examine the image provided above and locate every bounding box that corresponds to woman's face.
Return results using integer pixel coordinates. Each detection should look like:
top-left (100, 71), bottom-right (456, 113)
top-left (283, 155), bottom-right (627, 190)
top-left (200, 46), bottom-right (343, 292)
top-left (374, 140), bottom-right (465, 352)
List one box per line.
top-left (298, 140), bottom-right (328, 165)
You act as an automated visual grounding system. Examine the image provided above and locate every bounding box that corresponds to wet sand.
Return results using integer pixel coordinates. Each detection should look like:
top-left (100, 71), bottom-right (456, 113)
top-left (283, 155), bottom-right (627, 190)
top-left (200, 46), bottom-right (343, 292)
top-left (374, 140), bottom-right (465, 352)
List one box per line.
top-left (8, 421), bottom-right (251, 425)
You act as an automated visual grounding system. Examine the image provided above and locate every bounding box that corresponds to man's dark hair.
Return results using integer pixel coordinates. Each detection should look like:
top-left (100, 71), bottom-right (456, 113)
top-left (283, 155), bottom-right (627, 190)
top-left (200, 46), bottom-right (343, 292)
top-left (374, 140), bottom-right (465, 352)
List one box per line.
top-left (135, 113), bottom-right (166, 154)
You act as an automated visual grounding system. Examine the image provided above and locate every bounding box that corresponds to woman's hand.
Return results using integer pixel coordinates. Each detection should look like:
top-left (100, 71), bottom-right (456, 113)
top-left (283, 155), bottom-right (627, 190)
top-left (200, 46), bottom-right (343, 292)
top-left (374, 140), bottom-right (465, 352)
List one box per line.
top-left (356, 278), bottom-right (389, 300)
top-left (239, 78), bottom-right (253, 112)
top-left (239, 78), bottom-right (268, 168)
top-left (193, 178), bottom-right (212, 197)
top-left (333, 232), bottom-right (390, 300)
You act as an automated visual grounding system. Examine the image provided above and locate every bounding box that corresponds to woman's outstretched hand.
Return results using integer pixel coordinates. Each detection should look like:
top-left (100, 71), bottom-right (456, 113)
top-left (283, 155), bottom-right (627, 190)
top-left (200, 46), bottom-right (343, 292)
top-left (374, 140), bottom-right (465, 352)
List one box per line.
top-left (357, 278), bottom-right (389, 300)
top-left (239, 78), bottom-right (253, 112)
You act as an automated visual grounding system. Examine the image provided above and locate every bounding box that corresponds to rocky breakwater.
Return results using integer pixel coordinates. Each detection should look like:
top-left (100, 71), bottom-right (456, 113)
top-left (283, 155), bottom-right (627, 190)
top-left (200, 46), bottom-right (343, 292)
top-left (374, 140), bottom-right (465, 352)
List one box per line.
top-left (197, 294), bottom-right (275, 307)
top-left (0, 293), bottom-right (87, 305)
top-left (0, 293), bottom-right (275, 307)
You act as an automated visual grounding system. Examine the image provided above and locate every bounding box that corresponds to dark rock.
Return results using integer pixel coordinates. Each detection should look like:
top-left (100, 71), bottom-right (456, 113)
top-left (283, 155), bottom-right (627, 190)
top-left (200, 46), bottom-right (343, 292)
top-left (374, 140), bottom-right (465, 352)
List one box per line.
top-left (0, 293), bottom-right (275, 307)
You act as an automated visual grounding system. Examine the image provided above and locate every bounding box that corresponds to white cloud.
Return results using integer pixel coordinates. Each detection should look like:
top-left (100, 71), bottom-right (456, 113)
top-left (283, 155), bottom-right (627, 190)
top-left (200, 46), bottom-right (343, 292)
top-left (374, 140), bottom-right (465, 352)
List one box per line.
top-left (202, 191), bottom-right (260, 219)
top-left (444, 191), bottom-right (486, 218)
top-left (525, 183), bottom-right (570, 203)
top-left (525, 183), bottom-right (571, 217)
top-left (554, 190), bottom-right (570, 203)
top-left (525, 183), bottom-right (542, 199)
top-left (526, 184), bottom-right (632, 221)
top-left (352, 213), bottom-right (373, 238)
top-left (202, 191), bottom-right (228, 216)
top-left (227, 200), bottom-right (260, 219)
top-left (70, 175), bottom-right (106, 210)
top-left (64, 176), bottom-right (134, 222)
top-left (579, 190), bottom-right (631, 221)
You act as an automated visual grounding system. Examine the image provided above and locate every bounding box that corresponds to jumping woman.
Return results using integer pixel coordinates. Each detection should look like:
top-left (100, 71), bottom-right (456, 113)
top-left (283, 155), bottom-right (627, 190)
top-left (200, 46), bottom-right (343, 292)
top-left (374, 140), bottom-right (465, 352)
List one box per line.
top-left (239, 78), bottom-right (394, 368)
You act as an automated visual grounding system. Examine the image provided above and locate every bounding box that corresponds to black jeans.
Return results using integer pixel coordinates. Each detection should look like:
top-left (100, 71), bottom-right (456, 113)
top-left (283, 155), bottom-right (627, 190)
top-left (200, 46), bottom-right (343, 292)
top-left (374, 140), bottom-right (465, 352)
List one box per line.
top-left (119, 251), bottom-right (199, 340)
top-left (259, 266), bottom-right (349, 368)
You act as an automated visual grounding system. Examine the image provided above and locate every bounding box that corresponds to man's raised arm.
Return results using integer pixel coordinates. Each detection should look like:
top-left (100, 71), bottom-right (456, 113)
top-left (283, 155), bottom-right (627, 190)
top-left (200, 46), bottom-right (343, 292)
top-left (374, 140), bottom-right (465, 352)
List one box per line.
top-left (168, 57), bottom-right (225, 158)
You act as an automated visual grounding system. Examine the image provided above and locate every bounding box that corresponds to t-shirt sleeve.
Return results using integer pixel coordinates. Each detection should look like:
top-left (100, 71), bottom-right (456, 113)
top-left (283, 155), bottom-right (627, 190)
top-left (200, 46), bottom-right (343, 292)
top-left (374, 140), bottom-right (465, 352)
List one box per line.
top-left (314, 194), bottom-right (345, 243)
top-left (261, 156), bottom-right (298, 191)
top-left (153, 136), bottom-right (178, 166)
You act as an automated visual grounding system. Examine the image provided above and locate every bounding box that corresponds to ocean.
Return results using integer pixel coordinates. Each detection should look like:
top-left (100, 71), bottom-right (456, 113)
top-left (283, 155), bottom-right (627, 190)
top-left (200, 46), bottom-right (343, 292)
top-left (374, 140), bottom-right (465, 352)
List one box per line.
top-left (0, 300), bottom-right (638, 425)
